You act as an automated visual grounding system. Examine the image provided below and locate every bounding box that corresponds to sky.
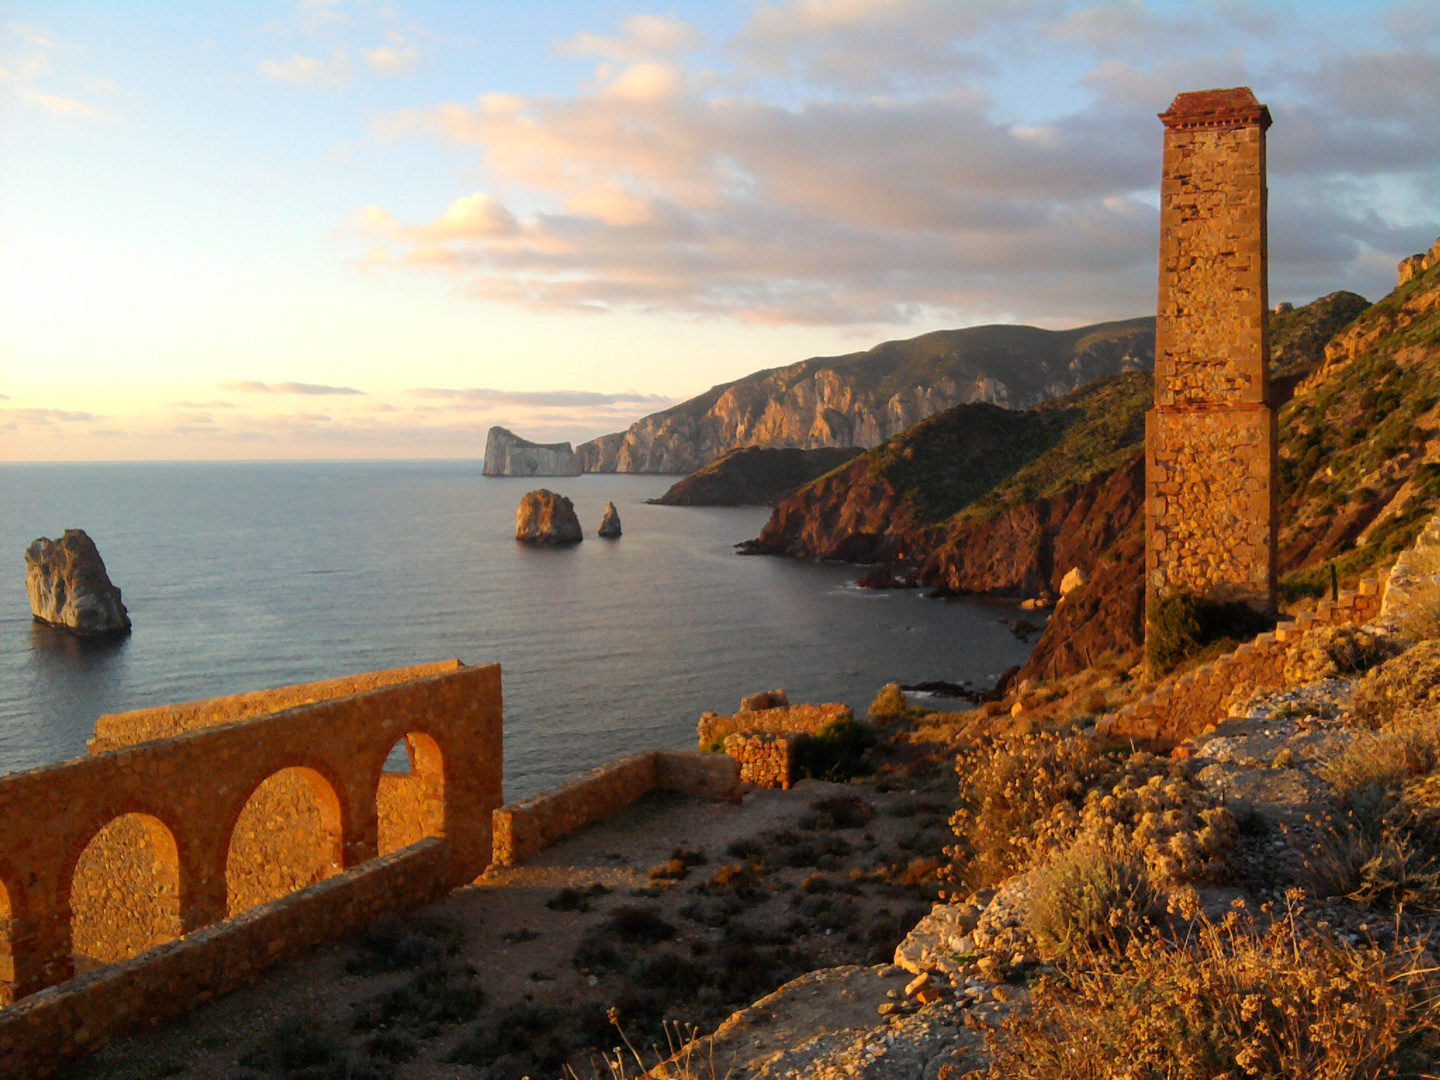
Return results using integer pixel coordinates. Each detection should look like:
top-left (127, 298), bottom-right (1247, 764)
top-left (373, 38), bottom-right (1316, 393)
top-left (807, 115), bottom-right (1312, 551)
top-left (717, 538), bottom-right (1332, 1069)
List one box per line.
top-left (1, 0), bottom-right (1436, 461)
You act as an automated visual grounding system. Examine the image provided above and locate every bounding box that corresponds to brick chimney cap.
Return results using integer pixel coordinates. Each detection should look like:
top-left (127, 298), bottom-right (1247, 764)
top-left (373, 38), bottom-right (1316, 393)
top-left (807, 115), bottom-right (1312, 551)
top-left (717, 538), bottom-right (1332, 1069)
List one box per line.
top-left (1160, 87), bottom-right (1271, 131)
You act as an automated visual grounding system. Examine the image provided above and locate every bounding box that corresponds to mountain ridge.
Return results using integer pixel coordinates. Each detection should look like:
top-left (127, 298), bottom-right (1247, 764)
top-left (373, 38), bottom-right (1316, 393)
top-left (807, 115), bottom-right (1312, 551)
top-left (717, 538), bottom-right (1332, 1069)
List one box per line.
top-left (577, 317), bottom-right (1156, 474)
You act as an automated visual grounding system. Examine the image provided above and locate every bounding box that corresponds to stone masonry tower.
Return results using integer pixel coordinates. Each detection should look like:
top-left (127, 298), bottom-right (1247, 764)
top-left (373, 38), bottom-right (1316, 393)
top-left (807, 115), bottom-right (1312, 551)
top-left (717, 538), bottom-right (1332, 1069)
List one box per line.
top-left (1146, 87), bottom-right (1277, 621)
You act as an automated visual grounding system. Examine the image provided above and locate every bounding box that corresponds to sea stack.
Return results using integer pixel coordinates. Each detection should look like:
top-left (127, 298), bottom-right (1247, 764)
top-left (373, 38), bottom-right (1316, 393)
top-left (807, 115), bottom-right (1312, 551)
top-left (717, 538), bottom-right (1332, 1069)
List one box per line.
top-left (515, 489), bottom-right (584, 544)
top-left (484, 426), bottom-right (582, 477)
top-left (25, 529), bottom-right (132, 636)
top-left (598, 501), bottom-right (622, 538)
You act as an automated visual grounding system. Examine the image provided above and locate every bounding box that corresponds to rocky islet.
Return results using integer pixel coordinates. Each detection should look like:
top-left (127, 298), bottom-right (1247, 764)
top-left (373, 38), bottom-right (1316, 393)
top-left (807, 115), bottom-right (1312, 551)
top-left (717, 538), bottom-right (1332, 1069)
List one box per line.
top-left (24, 529), bottom-right (131, 637)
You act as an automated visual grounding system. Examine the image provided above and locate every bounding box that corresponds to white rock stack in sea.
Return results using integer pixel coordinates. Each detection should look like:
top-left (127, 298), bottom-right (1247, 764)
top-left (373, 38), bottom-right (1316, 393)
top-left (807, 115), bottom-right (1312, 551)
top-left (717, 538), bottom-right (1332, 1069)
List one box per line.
top-left (484, 426), bottom-right (582, 477)
top-left (515, 489), bottom-right (584, 544)
top-left (597, 501), bottom-right (622, 538)
top-left (25, 529), bottom-right (132, 636)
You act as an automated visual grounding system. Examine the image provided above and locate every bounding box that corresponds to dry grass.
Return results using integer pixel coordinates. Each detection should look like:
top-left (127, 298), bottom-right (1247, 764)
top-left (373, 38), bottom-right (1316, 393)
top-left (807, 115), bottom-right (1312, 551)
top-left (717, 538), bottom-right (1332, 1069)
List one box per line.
top-left (1396, 545), bottom-right (1440, 642)
top-left (947, 735), bottom-right (1234, 893)
top-left (987, 896), bottom-right (1440, 1080)
top-left (946, 732), bottom-right (1113, 890)
top-left (1023, 838), bottom-right (1168, 960)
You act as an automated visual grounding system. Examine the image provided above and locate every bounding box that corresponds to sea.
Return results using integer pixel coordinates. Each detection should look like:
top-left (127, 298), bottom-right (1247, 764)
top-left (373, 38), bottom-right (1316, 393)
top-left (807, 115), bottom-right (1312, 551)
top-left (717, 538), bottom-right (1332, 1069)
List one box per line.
top-left (0, 462), bottom-right (1035, 800)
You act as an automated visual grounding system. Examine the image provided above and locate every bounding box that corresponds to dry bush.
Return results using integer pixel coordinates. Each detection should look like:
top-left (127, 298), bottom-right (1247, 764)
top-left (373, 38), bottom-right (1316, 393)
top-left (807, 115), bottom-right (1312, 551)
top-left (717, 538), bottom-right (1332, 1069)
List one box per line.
top-left (1310, 774), bottom-right (1440, 912)
top-left (1033, 761), bottom-right (1236, 885)
top-left (1352, 640), bottom-right (1440, 727)
top-left (946, 732), bottom-right (1114, 890)
top-left (1396, 545), bottom-right (1440, 642)
top-left (1282, 625), bottom-right (1395, 684)
top-left (948, 735), bottom-right (1234, 892)
top-left (988, 899), bottom-right (1440, 1080)
top-left (1323, 709), bottom-right (1440, 803)
top-left (1023, 838), bottom-right (1168, 960)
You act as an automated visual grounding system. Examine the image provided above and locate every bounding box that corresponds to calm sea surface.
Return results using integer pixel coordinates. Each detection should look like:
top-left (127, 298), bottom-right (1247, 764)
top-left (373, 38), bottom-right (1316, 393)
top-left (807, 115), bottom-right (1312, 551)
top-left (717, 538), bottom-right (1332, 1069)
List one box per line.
top-left (0, 462), bottom-right (1033, 799)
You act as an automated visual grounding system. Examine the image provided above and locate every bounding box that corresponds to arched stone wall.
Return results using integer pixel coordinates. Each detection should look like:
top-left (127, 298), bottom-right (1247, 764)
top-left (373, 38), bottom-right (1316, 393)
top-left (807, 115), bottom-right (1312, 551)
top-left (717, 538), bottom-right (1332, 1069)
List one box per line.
top-left (225, 766), bottom-right (345, 917)
top-left (0, 661), bottom-right (503, 1007)
top-left (377, 732), bottom-right (445, 856)
top-left (68, 813), bottom-right (182, 970)
top-left (0, 869), bottom-right (15, 1006)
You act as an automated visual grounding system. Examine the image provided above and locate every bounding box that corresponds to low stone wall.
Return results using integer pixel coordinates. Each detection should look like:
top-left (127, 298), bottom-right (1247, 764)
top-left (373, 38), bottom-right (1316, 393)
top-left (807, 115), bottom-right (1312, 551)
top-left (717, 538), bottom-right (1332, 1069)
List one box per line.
top-left (491, 751), bottom-right (740, 867)
top-left (1101, 579), bottom-right (1382, 745)
top-left (88, 660), bottom-right (464, 753)
top-left (723, 733), bottom-right (797, 789)
top-left (0, 840), bottom-right (450, 1080)
top-left (697, 703), bottom-right (853, 748)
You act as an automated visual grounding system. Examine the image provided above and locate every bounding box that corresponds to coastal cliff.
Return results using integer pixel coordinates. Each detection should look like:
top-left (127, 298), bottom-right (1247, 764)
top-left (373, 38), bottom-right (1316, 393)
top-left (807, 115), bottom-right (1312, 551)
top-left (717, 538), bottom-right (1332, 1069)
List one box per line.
top-left (743, 265), bottom-right (1440, 681)
top-left (578, 317), bottom-right (1155, 474)
top-left (483, 426), bottom-right (582, 477)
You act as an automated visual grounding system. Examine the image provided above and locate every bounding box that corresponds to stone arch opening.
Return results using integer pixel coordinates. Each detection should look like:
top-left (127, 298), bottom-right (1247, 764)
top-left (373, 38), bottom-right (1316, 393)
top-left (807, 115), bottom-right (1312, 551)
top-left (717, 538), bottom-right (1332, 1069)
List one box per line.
top-left (225, 766), bottom-right (344, 917)
top-left (67, 813), bottom-right (182, 973)
top-left (0, 869), bottom-right (15, 1004)
top-left (377, 732), bottom-right (446, 856)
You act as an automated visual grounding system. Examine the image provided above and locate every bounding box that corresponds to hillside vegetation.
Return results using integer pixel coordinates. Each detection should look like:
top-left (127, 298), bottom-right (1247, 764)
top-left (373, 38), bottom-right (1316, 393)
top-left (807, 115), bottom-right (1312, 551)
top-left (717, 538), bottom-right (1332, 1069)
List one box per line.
top-left (578, 317), bottom-right (1154, 474)
top-left (747, 253), bottom-right (1440, 681)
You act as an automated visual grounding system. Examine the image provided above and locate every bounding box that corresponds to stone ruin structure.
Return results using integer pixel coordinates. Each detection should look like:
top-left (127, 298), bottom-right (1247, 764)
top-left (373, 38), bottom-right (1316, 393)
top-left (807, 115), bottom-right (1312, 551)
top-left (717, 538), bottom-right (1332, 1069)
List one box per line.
top-left (1146, 87), bottom-right (1278, 619)
top-left (0, 661), bottom-right (503, 1075)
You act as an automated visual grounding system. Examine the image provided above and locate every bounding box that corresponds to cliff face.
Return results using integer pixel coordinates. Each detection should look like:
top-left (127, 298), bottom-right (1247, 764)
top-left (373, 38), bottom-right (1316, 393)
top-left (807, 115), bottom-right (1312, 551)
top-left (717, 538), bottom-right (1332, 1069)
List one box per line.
top-left (579, 318), bottom-right (1155, 474)
top-left (741, 265), bottom-right (1440, 682)
top-left (483, 427), bottom-right (582, 477)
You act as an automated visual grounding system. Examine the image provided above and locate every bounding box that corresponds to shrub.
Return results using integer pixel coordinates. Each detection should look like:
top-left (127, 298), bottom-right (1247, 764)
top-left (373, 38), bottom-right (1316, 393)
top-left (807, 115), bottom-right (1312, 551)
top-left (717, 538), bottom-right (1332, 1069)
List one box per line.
top-left (868, 682), bottom-right (908, 721)
top-left (946, 732), bottom-right (1113, 889)
top-left (604, 905), bottom-right (677, 945)
top-left (805, 794), bottom-right (875, 829)
top-left (948, 736), bottom-right (1234, 892)
top-left (1352, 640), bottom-right (1440, 726)
top-left (1146, 589), bottom-right (1275, 675)
top-left (1282, 625), bottom-right (1395, 684)
top-left (1023, 838), bottom-right (1168, 960)
top-left (794, 719), bottom-right (876, 781)
top-left (345, 916), bottom-right (462, 976)
top-left (987, 901), bottom-right (1440, 1080)
top-left (350, 958), bottom-right (483, 1031)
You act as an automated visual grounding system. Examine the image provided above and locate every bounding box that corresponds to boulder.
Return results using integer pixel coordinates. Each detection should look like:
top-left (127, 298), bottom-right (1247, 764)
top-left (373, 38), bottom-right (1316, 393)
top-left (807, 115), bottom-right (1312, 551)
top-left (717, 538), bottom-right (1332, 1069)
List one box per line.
top-left (740, 688), bottom-right (789, 713)
top-left (1058, 566), bottom-right (1087, 598)
top-left (597, 501), bottom-right (622, 538)
top-left (515, 490), bottom-right (583, 544)
top-left (25, 529), bottom-right (132, 636)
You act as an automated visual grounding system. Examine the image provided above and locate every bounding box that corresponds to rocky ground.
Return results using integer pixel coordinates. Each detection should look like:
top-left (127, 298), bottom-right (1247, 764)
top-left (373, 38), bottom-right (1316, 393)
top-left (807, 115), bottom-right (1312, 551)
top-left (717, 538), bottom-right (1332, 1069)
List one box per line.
top-left (60, 774), bottom-right (954, 1080)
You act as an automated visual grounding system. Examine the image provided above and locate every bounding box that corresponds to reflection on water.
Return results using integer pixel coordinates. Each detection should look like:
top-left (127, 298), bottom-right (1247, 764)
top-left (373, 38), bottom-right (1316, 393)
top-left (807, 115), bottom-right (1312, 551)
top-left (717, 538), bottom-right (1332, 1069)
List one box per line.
top-left (0, 462), bottom-right (1035, 798)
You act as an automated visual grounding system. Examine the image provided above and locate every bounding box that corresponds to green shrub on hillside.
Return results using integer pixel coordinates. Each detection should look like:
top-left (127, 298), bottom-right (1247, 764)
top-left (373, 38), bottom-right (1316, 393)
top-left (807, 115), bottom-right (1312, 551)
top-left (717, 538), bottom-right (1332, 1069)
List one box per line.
top-left (795, 719), bottom-right (876, 782)
top-left (1145, 590), bottom-right (1275, 675)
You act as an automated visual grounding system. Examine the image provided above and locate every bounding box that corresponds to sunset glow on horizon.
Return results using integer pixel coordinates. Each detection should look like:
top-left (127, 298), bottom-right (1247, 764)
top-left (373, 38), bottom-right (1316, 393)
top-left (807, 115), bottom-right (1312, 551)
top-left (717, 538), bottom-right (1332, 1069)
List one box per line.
top-left (3, 0), bottom-right (1436, 460)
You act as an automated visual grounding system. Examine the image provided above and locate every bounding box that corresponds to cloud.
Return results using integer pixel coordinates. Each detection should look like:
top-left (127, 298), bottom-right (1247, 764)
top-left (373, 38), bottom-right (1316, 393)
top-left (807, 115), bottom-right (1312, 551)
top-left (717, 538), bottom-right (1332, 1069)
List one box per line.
top-left (403, 387), bottom-right (673, 408)
top-left (259, 3), bottom-right (427, 89)
top-left (555, 14), bottom-right (705, 61)
top-left (1, 21), bottom-right (120, 120)
top-left (352, 3), bottom-right (1439, 328)
top-left (259, 48), bottom-right (355, 89)
top-left (218, 379), bottom-right (365, 395)
top-left (366, 44), bottom-right (421, 75)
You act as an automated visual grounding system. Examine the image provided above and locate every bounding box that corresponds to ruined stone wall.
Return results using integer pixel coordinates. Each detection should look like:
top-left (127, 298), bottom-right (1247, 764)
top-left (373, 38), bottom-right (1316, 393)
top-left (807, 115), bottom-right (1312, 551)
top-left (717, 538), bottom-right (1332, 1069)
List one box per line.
top-left (722, 733), bottom-right (797, 789)
top-left (0, 663), bottom-right (501, 1016)
top-left (491, 751), bottom-right (740, 867)
top-left (1147, 87), bottom-right (1277, 615)
top-left (0, 839), bottom-right (450, 1080)
top-left (1103, 579), bottom-right (1382, 745)
top-left (696, 703), bottom-right (853, 748)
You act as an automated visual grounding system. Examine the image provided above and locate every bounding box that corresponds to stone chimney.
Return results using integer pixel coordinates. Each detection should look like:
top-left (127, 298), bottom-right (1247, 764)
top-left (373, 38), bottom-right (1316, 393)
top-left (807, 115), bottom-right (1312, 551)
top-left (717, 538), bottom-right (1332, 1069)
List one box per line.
top-left (1145, 87), bottom-right (1277, 619)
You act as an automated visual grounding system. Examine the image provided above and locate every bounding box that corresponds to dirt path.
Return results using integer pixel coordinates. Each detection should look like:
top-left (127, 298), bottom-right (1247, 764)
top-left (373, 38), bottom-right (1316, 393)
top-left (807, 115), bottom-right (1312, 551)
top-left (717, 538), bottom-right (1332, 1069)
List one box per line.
top-left (64, 778), bottom-right (954, 1080)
